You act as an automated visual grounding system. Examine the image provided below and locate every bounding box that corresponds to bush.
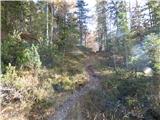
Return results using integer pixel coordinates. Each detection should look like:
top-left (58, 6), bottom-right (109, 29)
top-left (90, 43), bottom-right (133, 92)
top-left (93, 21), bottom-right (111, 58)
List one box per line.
top-left (1, 33), bottom-right (21, 71)
top-left (1, 63), bottom-right (18, 86)
top-left (1, 32), bottom-right (41, 71)
top-left (1, 63), bottom-right (39, 89)
top-left (144, 33), bottom-right (160, 73)
top-left (19, 44), bottom-right (41, 69)
top-left (51, 75), bottom-right (74, 91)
top-left (117, 79), bottom-right (149, 99)
top-left (38, 44), bottom-right (63, 68)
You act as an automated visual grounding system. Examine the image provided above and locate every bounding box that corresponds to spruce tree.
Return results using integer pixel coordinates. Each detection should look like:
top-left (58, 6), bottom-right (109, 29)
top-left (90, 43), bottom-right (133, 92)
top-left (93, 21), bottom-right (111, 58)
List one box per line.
top-left (76, 0), bottom-right (89, 45)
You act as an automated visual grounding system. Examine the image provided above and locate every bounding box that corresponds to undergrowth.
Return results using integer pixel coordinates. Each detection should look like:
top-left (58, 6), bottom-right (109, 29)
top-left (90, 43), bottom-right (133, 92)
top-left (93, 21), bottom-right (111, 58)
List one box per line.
top-left (0, 53), bottom-right (88, 120)
top-left (69, 52), bottom-right (160, 120)
top-left (77, 68), bottom-right (160, 120)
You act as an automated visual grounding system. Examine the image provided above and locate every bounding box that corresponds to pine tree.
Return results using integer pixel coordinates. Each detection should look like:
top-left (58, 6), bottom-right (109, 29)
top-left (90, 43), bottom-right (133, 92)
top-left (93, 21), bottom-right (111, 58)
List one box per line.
top-left (76, 0), bottom-right (89, 45)
top-left (147, 0), bottom-right (160, 33)
top-left (96, 0), bottom-right (108, 51)
top-left (108, 0), bottom-right (130, 68)
top-left (130, 0), bottom-right (145, 43)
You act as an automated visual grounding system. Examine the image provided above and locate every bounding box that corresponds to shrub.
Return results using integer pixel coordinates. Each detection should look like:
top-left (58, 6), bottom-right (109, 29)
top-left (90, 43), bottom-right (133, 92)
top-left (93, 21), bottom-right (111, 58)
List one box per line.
top-left (38, 44), bottom-right (63, 68)
top-left (144, 33), bottom-right (160, 73)
top-left (117, 79), bottom-right (149, 98)
top-left (18, 44), bottom-right (41, 69)
top-left (1, 32), bottom-right (41, 71)
top-left (52, 75), bottom-right (74, 91)
top-left (1, 63), bottom-right (18, 86)
top-left (1, 33), bottom-right (21, 71)
top-left (1, 63), bottom-right (39, 89)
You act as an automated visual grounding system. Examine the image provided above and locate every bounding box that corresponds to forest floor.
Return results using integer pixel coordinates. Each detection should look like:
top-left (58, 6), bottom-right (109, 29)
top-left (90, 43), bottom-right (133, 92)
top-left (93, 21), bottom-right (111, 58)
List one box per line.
top-left (1, 48), bottom-right (101, 120)
top-left (1, 50), bottom-right (160, 120)
top-left (49, 51), bottom-right (160, 120)
top-left (48, 53), bottom-right (102, 120)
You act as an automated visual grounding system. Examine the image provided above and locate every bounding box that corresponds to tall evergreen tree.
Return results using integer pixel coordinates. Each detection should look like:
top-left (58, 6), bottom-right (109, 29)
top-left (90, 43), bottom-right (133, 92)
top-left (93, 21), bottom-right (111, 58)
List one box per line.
top-left (130, 0), bottom-right (145, 43)
top-left (147, 0), bottom-right (160, 33)
top-left (76, 0), bottom-right (89, 45)
top-left (108, 0), bottom-right (130, 68)
top-left (96, 0), bottom-right (108, 51)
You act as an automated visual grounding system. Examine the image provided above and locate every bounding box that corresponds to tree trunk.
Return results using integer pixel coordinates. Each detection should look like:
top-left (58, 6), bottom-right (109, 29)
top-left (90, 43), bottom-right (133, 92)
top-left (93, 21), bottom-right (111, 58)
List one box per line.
top-left (46, 2), bottom-right (49, 44)
top-left (113, 37), bottom-right (117, 71)
top-left (20, 1), bottom-right (24, 32)
top-left (80, 24), bottom-right (83, 45)
top-left (124, 43), bottom-right (129, 69)
top-left (50, 3), bottom-right (54, 44)
top-left (29, 2), bottom-right (32, 33)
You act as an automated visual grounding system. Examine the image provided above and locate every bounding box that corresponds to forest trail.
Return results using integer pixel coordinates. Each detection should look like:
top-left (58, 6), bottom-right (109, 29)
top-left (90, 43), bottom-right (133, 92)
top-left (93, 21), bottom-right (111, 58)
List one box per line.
top-left (48, 53), bottom-right (102, 120)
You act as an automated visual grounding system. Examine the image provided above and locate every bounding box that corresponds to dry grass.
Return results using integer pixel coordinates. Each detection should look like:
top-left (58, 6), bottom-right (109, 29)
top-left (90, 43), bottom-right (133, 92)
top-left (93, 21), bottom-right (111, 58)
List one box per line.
top-left (1, 53), bottom-right (88, 120)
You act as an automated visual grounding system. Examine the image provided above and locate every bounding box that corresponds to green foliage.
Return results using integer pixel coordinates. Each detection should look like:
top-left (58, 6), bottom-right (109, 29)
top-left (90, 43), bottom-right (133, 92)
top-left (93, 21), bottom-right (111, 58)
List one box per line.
top-left (50, 72), bottom-right (87, 91)
top-left (1, 33), bottom-right (41, 72)
top-left (76, 0), bottom-right (89, 45)
top-left (117, 79), bottom-right (149, 98)
top-left (19, 44), bottom-right (41, 69)
top-left (71, 63), bottom-right (159, 120)
top-left (96, 0), bottom-right (108, 46)
top-left (147, 0), bottom-right (160, 33)
top-left (1, 1), bottom-right (22, 32)
top-left (1, 63), bottom-right (32, 90)
top-left (38, 44), bottom-right (63, 68)
top-left (1, 63), bottom-right (32, 89)
top-left (125, 96), bottom-right (138, 107)
top-left (1, 32), bottom-right (21, 71)
top-left (144, 33), bottom-right (160, 72)
top-left (1, 63), bottom-right (17, 86)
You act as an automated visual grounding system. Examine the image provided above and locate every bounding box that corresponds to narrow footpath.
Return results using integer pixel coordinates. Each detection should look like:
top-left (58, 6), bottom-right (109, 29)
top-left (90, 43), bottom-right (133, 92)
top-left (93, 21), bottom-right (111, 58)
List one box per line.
top-left (48, 53), bottom-right (102, 120)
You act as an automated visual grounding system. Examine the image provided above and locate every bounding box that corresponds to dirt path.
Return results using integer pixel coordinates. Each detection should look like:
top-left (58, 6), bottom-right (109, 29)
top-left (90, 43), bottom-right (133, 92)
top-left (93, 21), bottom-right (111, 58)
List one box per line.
top-left (48, 54), bottom-right (101, 120)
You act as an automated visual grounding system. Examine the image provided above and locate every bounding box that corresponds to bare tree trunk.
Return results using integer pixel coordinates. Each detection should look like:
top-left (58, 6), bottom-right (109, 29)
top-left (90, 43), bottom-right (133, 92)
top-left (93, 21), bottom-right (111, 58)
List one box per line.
top-left (50, 3), bottom-right (54, 44)
top-left (129, 0), bottom-right (132, 30)
top-left (46, 2), bottom-right (49, 44)
top-left (29, 2), bottom-right (32, 33)
top-left (148, 1), bottom-right (153, 28)
top-left (80, 24), bottom-right (83, 45)
top-left (124, 43), bottom-right (129, 69)
top-left (20, 1), bottom-right (24, 32)
top-left (113, 37), bottom-right (117, 71)
top-left (84, 33), bottom-right (87, 47)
